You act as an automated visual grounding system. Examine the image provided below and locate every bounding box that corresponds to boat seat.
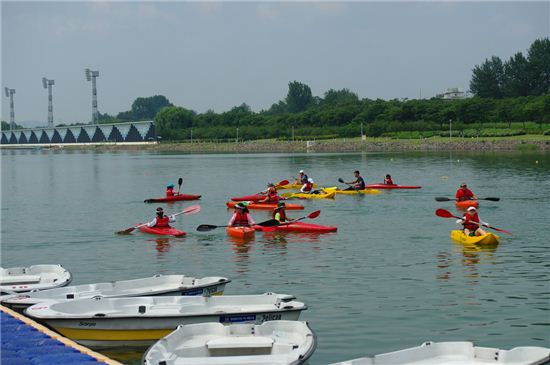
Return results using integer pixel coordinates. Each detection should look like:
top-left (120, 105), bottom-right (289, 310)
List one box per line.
top-left (0, 275), bottom-right (41, 285)
top-left (206, 336), bottom-right (274, 349)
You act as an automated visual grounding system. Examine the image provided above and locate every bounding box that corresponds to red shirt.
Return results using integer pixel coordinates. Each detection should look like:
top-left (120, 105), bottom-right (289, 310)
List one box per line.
top-left (456, 188), bottom-right (474, 201)
top-left (166, 188), bottom-right (175, 197)
top-left (463, 213), bottom-right (480, 231)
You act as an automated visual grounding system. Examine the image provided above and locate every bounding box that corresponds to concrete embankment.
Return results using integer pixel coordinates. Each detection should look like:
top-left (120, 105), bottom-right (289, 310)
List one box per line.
top-left (66, 137), bottom-right (550, 153)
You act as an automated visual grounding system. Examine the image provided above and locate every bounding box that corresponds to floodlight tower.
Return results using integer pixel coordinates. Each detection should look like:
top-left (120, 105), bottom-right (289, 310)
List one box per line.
top-left (4, 87), bottom-right (16, 130)
top-left (85, 68), bottom-right (100, 124)
top-left (42, 77), bottom-right (55, 128)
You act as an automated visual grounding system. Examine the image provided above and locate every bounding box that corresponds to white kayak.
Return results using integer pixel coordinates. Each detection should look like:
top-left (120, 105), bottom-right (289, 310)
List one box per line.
top-left (0, 265), bottom-right (72, 294)
top-left (330, 341), bottom-right (550, 365)
top-left (1, 274), bottom-right (230, 311)
top-left (26, 292), bottom-right (307, 349)
top-left (143, 320), bottom-right (317, 365)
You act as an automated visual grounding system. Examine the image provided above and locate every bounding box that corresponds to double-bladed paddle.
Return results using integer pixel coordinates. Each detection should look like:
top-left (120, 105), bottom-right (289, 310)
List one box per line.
top-left (435, 208), bottom-right (512, 235)
top-left (196, 218), bottom-right (280, 232)
top-left (116, 204), bottom-right (201, 235)
top-left (435, 197), bottom-right (500, 202)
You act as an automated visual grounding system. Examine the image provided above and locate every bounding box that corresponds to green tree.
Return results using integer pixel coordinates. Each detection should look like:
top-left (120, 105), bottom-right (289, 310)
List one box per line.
top-left (285, 81), bottom-right (314, 113)
top-left (526, 38), bottom-right (550, 95)
top-left (322, 88), bottom-right (359, 105)
top-left (154, 106), bottom-right (195, 140)
top-left (118, 95), bottom-right (173, 121)
top-left (502, 52), bottom-right (531, 97)
top-left (470, 56), bottom-right (504, 98)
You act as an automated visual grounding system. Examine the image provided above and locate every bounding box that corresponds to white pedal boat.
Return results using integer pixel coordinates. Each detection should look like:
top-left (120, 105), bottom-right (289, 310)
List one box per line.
top-left (1, 274), bottom-right (230, 311)
top-left (0, 265), bottom-right (72, 294)
top-left (143, 321), bottom-right (317, 365)
top-left (26, 292), bottom-right (306, 349)
top-left (330, 341), bottom-right (550, 365)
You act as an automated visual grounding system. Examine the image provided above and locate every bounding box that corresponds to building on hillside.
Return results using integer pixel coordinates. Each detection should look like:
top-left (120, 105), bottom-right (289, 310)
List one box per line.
top-left (435, 88), bottom-right (470, 100)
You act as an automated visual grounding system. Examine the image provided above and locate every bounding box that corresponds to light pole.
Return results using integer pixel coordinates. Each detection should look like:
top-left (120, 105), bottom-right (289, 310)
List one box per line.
top-left (449, 119), bottom-right (452, 143)
top-left (4, 87), bottom-right (16, 130)
top-left (236, 127), bottom-right (239, 143)
top-left (42, 77), bottom-right (55, 128)
top-left (85, 68), bottom-right (100, 124)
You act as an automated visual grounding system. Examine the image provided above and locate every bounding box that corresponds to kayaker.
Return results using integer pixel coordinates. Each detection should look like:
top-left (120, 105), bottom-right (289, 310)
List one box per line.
top-left (259, 183), bottom-right (281, 203)
top-left (343, 171), bottom-right (365, 191)
top-left (300, 178), bottom-right (314, 194)
top-left (272, 202), bottom-right (288, 223)
top-left (384, 174), bottom-right (394, 185)
top-left (147, 207), bottom-right (176, 228)
top-left (456, 206), bottom-right (489, 236)
top-left (295, 170), bottom-right (309, 184)
top-left (455, 182), bottom-right (477, 201)
top-left (165, 184), bottom-right (178, 197)
top-left (228, 203), bottom-right (255, 227)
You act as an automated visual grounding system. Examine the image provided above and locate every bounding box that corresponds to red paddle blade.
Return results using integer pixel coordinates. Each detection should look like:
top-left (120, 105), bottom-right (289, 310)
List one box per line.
top-left (277, 180), bottom-right (289, 187)
top-left (183, 205), bottom-right (201, 215)
top-left (308, 210), bottom-right (321, 219)
top-left (435, 208), bottom-right (454, 218)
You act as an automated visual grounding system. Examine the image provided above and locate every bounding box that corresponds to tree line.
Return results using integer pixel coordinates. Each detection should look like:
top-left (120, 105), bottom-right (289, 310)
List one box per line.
top-left (4, 39), bottom-right (548, 139)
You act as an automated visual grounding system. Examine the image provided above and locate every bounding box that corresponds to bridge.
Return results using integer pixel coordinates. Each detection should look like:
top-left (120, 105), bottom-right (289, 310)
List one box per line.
top-left (1, 121), bottom-right (156, 147)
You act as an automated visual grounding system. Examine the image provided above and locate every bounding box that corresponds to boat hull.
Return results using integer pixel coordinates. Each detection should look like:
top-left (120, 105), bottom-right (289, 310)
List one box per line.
top-left (450, 230), bottom-right (500, 245)
top-left (276, 183), bottom-right (318, 190)
top-left (0, 265), bottom-right (72, 294)
top-left (1, 276), bottom-right (230, 312)
top-left (226, 226), bottom-right (255, 240)
top-left (26, 296), bottom-right (305, 349)
top-left (323, 187), bottom-right (381, 195)
top-left (144, 194), bottom-right (201, 203)
top-left (138, 225), bottom-right (186, 237)
top-left (230, 194), bottom-right (265, 202)
top-left (455, 200), bottom-right (479, 209)
top-left (282, 191), bottom-right (336, 199)
top-left (254, 222), bottom-right (337, 233)
top-left (364, 184), bottom-right (421, 189)
top-left (226, 202), bottom-right (304, 210)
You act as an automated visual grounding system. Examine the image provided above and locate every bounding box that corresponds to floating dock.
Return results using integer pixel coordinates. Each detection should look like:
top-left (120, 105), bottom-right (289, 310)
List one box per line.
top-left (1, 305), bottom-right (123, 365)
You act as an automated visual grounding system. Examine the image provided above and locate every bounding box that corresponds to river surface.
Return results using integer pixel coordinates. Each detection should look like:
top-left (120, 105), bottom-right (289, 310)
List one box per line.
top-left (1, 150), bottom-right (549, 363)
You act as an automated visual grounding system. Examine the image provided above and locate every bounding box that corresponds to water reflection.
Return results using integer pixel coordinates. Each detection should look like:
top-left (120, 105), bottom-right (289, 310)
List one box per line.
top-left (228, 236), bottom-right (255, 274)
top-left (437, 242), bottom-right (499, 282)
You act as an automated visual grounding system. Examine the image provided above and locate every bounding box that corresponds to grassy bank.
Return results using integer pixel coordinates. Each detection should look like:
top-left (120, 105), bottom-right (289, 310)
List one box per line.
top-left (59, 134), bottom-right (550, 153)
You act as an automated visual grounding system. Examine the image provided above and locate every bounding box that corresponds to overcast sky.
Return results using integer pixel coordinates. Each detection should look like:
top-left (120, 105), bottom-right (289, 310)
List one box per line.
top-left (1, 1), bottom-right (549, 127)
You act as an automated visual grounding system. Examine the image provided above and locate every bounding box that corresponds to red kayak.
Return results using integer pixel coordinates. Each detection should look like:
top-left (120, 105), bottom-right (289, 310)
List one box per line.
top-left (226, 201), bottom-right (304, 210)
top-left (226, 226), bottom-right (255, 239)
top-left (254, 221), bottom-right (337, 233)
top-left (144, 194), bottom-right (201, 203)
top-left (231, 194), bottom-right (265, 202)
top-left (364, 184), bottom-right (421, 189)
top-left (138, 225), bottom-right (186, 237)
top-left (455, 200), bottom-right (479, 209)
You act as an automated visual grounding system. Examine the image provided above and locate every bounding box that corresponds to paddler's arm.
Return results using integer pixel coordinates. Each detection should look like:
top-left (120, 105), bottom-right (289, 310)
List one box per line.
top-left (147, 218), bottom-right (158, 227)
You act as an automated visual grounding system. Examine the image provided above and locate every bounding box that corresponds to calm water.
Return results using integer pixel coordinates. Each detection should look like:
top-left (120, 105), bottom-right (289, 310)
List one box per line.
top-left (1, 150), bottom-right (549, 364)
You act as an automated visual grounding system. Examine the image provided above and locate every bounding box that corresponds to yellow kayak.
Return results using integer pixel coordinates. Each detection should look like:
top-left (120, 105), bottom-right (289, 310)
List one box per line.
top-left (322, 187), bottom-right (381, 195)
top-left (277, 183), bottom-right (318, 190)
top-left (281, 191), bottom-right (336, 199)
top-left (450, 230), bottom-right (500, 245)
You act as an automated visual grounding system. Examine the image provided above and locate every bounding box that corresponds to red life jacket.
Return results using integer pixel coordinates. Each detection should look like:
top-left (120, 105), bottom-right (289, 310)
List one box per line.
top-left (385, 178), bottom-right (394, 185)
top-left (272, 208), bottom-right (287, 222)
top-left (456, 188), bottom-right (474, 201)
top-left (233, 212), bottom-right (250, 226)
top-left (462, 213), bottom-right (480, 231)
top-left (166, 188), bottom-right (175, 197)
top-left (303, 181), bottom-right (313, 192)
top-left (266, 191), bottom-right (280, 202)
top-left (155, 216), bottom-right (170, 227)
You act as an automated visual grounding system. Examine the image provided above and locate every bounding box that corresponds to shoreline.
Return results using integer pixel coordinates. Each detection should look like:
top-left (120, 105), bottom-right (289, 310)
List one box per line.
top-left (18, 136), bottom-right (549, 153)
